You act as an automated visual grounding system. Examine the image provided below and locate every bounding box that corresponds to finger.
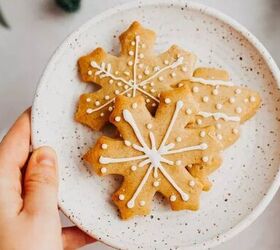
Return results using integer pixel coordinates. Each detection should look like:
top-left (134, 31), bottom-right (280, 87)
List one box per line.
top-left (0, 108), bottom-right (31, 170)
top-left (62, 226), bottom-right (96, 250)
top-left (0, 108), bottom-right (31, 216)
top-left (23, 146), bottom-right (58, 215)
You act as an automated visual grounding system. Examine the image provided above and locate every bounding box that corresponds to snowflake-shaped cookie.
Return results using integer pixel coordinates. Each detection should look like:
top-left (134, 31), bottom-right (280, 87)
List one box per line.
top-left (181, 67), bottom-right (261, 190)
top-left (76, 21), bottom-right (196, 130)
top-left (84, 87), bottom-right (221, 219)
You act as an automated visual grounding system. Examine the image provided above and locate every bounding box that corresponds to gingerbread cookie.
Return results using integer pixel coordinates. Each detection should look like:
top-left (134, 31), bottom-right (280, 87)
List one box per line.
top-left (84, 86), bottom-right (222, 219)
top-left (181, 67), bottom-right (261, 190)
top-left (76, 21), bottom-right (196, 130)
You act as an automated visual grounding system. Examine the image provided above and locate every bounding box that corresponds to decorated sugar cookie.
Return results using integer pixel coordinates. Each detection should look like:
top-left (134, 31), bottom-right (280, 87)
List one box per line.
top-left (182, 67), bottom-right (261, 190)
top-left (84, 86), bottom-right (222, 219)
top-left (76, 21), bottom-right (196, 130)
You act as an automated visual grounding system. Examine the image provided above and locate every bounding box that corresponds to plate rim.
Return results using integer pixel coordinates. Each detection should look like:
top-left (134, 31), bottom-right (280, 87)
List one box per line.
top-left (31, 0), bottom-right (280, 249)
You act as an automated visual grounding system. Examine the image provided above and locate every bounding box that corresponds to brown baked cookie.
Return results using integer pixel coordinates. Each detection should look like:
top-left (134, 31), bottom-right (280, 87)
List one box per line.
top-left (76, 21), bottom-right (196, 130)
top-left (182, 67), bottom-right (261, 190)
top-left (84, 86), bottom-right (222, 219)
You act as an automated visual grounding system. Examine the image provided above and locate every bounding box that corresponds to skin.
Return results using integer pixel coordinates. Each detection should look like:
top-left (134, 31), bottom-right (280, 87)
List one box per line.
top-left (0, 109), bottom-right (96, 250)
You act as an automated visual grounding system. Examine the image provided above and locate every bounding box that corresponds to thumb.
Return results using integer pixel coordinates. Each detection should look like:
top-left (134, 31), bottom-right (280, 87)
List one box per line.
top-left (23, 146), bottom-right (58, 215)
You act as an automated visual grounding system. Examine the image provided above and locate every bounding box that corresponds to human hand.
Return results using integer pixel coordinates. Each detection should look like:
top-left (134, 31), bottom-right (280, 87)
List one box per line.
top-left (0, 109), bottom-right (95, 250)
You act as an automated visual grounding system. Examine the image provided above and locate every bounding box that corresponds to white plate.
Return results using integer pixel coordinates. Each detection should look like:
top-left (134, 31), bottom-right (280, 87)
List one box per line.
top-left (32, 1), bottom-right (280, 249)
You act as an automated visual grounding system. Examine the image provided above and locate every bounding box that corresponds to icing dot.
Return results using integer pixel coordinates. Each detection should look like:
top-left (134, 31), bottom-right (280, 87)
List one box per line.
top-left (141, 43), bottom-right (146, 48)
top-left (101, 167), bottom-right (107, 174)
top-left (216, 103), bottom-right (222, 110)
top-left (115, 90), bottom-right (120, 95)
top-left (201, 143), bottom-right (208, 150)
top-left (235, 107), bottom-right (242, 114)
top-left (86, 98), bottom-right (91, 102)
top-left (101, 143), bottom-right (108, 149)
top-left (131, 165), bottom-right (137, 171)
top-left (153, 181), bottom-right (160, 187)
top-left (175, 160), bottom-right (182, 166)
top-left (176, 136), bottom-right (182, 142)
top-left (146, 98), bottom-right (150, 103)
top-left (229, 97), bottom-right (236, 103)
top-left (127, 93), bottom-right (132, 97)
top-left (188, 164), bottom-right (193, 168)
top-left (108, 106), bottom-right (113, 112)
top-left (165, 98), bottom-right (171, 104)
top-left (124, 140), bottom-right (132, 146)
top-left (186, 108), bottom-right (192, 115)
top-left (139, 53), bottom-right (144, 59)
top-left (244, 98), bottom-right (249, 103)
top-left (233, 128), bottom-right (239, 134)
top-left (150, 82), bottom-right (155, 86)
top-left (86, 108), bottom-right (94, 114)
top-left (150, 88), bottom-right (156, 93)
top-left (216, 123), bottom-right (222, 129)
top-left (104, 95), bottom-right (110, 100)
top-left (181, 66), bottom-right (187, 72)
top-left (217, 134), bottom-right (223, 140)
top-left (200, 131), bottom-right (206, 137)
top-left (146, 123), bottom-right (153, 129)
top-left (235, 88), bottom-right (241, 94)
top-left (124, 85), bottom-right (129, 90)
top-left (202, 156), bottom-right (209, 162)
top-left (115, 71), bottom-right (119, 75)
top-left (87, 70), bottom-right (93, 76)
top-left (139, 200), bottom-right (146, 206)
top-left (250, 96), bottom-right (256, 102)
top-left (144, 69), bottom-right (150, 75)
top-left (164, 60), bottom-right (169, 65)
top-left (158, 76), bottom-right (164, 81)
top-left (128, 50), bottom-right (134, 56)
top-left (128, 61), bottom-right (133, 66)
top-left (109, 79), bottom-right (114, 84)
top-left (131, 41), bottom-right (135, 46)
top-left (178, 83), bottom-right (184, 87)
top-left (119, 194), bottom-right (125, 201)
top-left (189, 180), bottom-right (196, 187)
top-left (212, 89), bottom-right (219, 95)
top-left (117, 82), bottom-right (122, 87)
top-left (152, 103), bottom-right (157, 107)
top-left (171, 72), bottom-right (176, 78)
top-left (100, 112), bottom-right (104, 117)
top-left (95, 101), bottom-right (100, 106)
top-left (154, 66), bottom-right (160, 72)
top-left (196, 119), bottom-right (202, 125)
top-left (131, 103), bottom-right (137, 110)
top-left (170, 195), bottom-right (177, 202)
top-left (139, 63), bottom-right (144, 69)
top-left (202, 96), bottom-right (209, 103)
top-left (115, 116), bottom-right (121, 122)
top-left (142, 85), bottom-right (147, 90)
top-left (138, 74), bottom-right (143, 80)
top-left (192, 86), bottom-right (199, 93)
top-left (124, 71), bottom-right (130, 76)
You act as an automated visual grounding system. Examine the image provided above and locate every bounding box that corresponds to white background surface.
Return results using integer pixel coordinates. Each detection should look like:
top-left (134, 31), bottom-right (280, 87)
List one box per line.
top-left (0, 0), bottom-right (279, 249)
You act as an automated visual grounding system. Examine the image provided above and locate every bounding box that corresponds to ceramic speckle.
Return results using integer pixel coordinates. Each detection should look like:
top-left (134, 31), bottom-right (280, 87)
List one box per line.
top-left (32, 1), bottom-right (280, 249)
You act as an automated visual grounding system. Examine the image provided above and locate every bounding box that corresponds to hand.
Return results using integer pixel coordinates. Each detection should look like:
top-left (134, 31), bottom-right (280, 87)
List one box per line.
top-left (0, 109), bottom-right (95, 250)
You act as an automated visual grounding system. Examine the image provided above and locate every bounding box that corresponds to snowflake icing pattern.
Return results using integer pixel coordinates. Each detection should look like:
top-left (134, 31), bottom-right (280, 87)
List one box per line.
top-left (76, 21), bottom-right (196, 130)
top-left (85, 87), bottom-right (221, 219)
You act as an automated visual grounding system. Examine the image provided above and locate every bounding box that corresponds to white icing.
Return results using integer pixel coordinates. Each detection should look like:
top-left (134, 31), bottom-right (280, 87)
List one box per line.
top-left (146, 123), bottom-right (153, 129)
top-left (171, 72), bottom-right (176, 78)
top-left (95, 101), bottom-right (100, 106)
top-left (146, 98), bottom-right (150, 103)
top-left (176, 137), bottom-right (182, 142)
top-left (86, 98), bottom-right (91, 102)
top-left (202, 96), bottom-right (209, 103)
top-left (202, 156), bottom-right (209, 162)
top-left (117, 82), bottom-right (122, 87)
top-left (129, 50), bottom-right (134, 56)
top-left (153, 181), bottom-right (160, 187)
top-left (190, 77), bottom-right (234, 87)
top-left (119, 194), bottom-right (125, 200)
top-left (88, 70), bottom-right (93, 76)
top-left (114, 116), bottom-right (121, 122)
top-left (131, 165), bottom-right (137, 171)
top-left (198, 111), bottom-right (240, 122)
top-left (235, 107), bottom-right (242, 114)
top-left (104, 95), bottom-right (110, 100)
top-left (99, 101), bottom-right (207, 208)
top-left (175, 160), bottom-right (182, 166)
top-left (232, 128), bottom-right (239, 134)
top-left (101, 144), bottom-right (108, 149)
top-left (170, 195), bottom-right (177, 202)
top-left (189, 180), bottom-right (195, 187)
top-left (86, 108), bottom-right (94, 114)
top-left (132, 103), bottom-right (137, 109)
top-left (164, 60), bottom-right (169, 65)
top-left (138, 74), bottom-right (143, 80)
top-left (139, 200), bottom-right (146, 206)
top-left (128, 61), bottom-right (133, 66)
top-left (216, 103), bottom-right (222, 110)
top-left (165, 98), bottom-right (171, 104)
top-left (250, 96), bottom-right (256, 102)
top-left (101, 167), bottom-right (107, 174)
top-left (212, 89), bottom-right (219, 96)
top-left (216, 134), bottom-right (223, 140)
top-left (192, 86), bottom-right (199, 93)
top-left (229, 97), bottom-right (236, 103)
top-left (100, 112), bottom-right (104, 117)
top-left (235, 88), bottom-right (241, 94)
top-left (124, 140), bottom-right (132, 146)
top-left (158, 76), bottom-right (164, 81)
top-left (178, 83), bottom-right (184, 87)
top-left (181, 66), bottom-right (187, 72)
top-left (200, 131), bottom-right (206, 137)
top-left (196, 119), bottom-right (202, 125)
top-left (186, 108), bottom-right (192, 115)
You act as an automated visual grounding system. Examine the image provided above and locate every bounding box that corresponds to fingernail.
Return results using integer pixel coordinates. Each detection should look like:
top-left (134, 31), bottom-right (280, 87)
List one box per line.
top-left (36, 147), bottom-right (56, 166)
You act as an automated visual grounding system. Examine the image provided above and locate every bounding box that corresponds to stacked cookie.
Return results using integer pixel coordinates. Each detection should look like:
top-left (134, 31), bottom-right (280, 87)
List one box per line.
top-left (76, 22), bottom-right (260, 219)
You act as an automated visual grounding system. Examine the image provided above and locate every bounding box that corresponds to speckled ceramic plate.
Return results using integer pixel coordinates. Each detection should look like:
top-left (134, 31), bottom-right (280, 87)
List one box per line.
top-left (32, 1), bottom-right (280, 249)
